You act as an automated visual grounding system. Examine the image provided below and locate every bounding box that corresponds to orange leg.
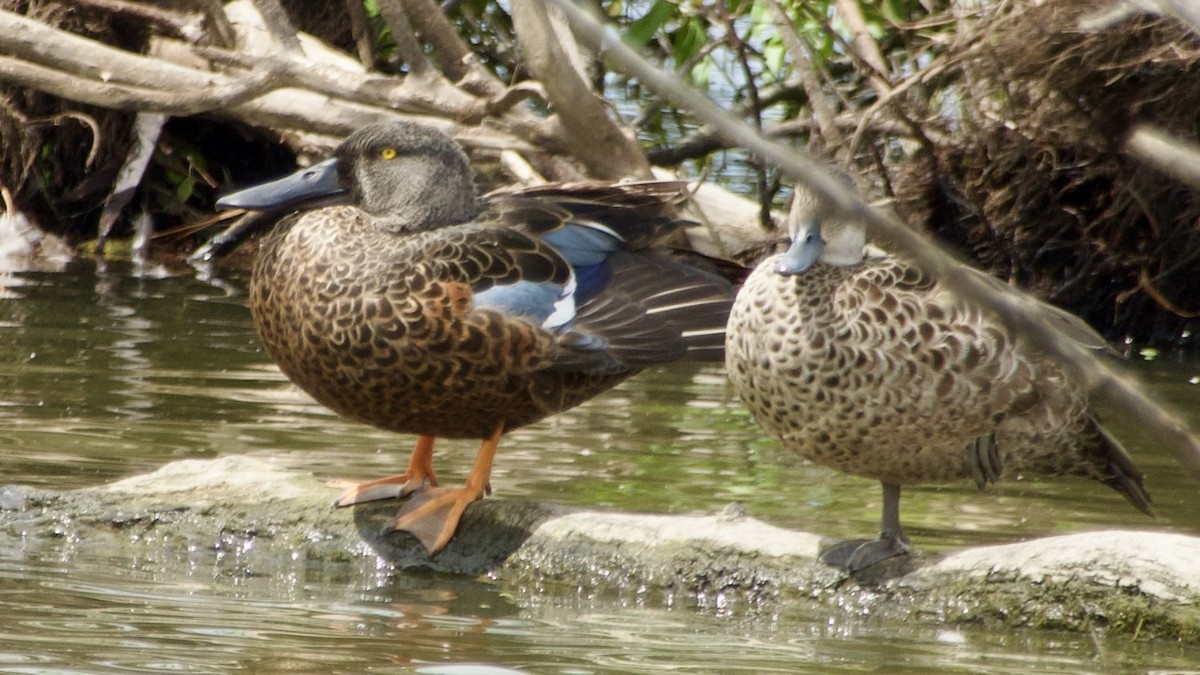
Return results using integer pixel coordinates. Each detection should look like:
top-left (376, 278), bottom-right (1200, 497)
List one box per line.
top-left (390, 422), bottom-right (503, 555)
top-left (331, 435), bottom-right (439, 507)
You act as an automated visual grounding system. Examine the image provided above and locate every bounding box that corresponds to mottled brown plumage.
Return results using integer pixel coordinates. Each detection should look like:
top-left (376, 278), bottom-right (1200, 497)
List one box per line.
top-left (220, 121), bottom-right (734, 554)
top-left (726, 183), bottom-right (1151, 571)
top-left (251, 215), bottom-right (624, 439)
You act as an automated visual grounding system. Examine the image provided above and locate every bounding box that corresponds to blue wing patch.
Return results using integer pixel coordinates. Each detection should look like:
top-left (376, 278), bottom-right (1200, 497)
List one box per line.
top-left (539, 222), bottom-right (623, 267)
top-left (537, 220), bottom-right (622, 306)
top-left (573, 262), bottom-right (611, 305)
top-left (472, 220), bottom-right (627, 344)
top-left (474, 277), bottom-right (577, 330)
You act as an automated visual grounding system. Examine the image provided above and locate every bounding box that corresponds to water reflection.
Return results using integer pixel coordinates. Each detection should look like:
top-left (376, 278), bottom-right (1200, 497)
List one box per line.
top-left (4, 550), bottom-right (1198, 674)
top-left (2, 263), bottom-right (1200, 672)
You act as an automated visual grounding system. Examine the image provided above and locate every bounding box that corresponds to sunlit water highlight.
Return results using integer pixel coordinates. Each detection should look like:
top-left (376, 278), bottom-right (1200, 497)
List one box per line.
top-left (2, 263), bottom-right (1199, 673)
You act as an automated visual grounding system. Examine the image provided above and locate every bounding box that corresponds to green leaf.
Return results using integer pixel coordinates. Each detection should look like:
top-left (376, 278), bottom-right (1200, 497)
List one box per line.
top-left (726, 0), bottom-right (749, 15)
top-left (625, 0), bottom-right (677, 49)
top-left (673, 16), bottom-right (707, 66)
top-left (689, 57), bottom-right (711, 88)
top-left (176, 174), bottom-right (196, 203)
top-left (763, 40), bottom-right (786, 78)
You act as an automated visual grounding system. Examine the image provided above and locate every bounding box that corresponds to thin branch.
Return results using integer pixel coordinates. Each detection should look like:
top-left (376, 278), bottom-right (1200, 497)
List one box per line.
top-left (646, 133), bottom-right (727, 166)
top-left (0, 54), bottom-right (281, 115)
top-left (0, 9), bottom-right (198, 83)
top-left (0, 9), bottom-right (530, 148)
top-left (647, 115), bottom-right (941, 167)
top-left (377, 0), bottom-right (437, 77)
top-left (400, 0), bottom-right (506, 97)
top-left (76, 0), bottom-right (204, 40)
top-left (196, 0), bottom-right (236, 49)
top-left (344, 0), bottom-right (376, 67)
top-left (835, 0), bottom-right (890, 86)
top-left (390, 0), bottom-right (562, 143)
top-left (765, 0), bottom-right (843, 147)
top-left (97, 112), bottom-right (165, 253)
top-left (249, 0), bottom-right (302, 52)
top-left (1126, 126), bottom-right (1200, 191)
top-left (197, 45), bottom-right (484, 117)
top-left (511, 0), bottom-right (651, 179)
top-left (20, 111), bottom-right (102, 168)
top-left (848, 55), bottom-right (952, 159)
top-left (374, 0), bottom-right (510, 123)
top-left (1139, 268), bottom-right (1200, 318)
top-left (720, 6), bottom-right (772, 228)
top-left (791, 3), bottom-right (937, 161)
top-left (484, 81), bottom-right (548, 116)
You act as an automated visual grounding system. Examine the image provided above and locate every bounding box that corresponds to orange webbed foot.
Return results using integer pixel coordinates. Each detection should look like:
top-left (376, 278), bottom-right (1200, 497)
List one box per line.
top-left (389, 483), bottom-right (488, 554)
top-left (389, 423), bottom-right (502, 555)
top-left (330, 435), bottom-right (438, 507)
top-left (330, 473), bottom-right (431, 506)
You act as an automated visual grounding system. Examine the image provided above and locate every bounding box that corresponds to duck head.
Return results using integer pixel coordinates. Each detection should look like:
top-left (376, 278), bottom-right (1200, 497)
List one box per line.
top-left (217, 121), bottom-right (478, 232)
top-left (775, 176), bottom-right (866, 276)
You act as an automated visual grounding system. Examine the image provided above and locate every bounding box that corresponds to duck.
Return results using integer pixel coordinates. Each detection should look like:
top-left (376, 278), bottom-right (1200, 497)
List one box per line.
top-left (217, 121), bottom-right (734, 555)
top-left (724, 179), bottom-right (1152, 572)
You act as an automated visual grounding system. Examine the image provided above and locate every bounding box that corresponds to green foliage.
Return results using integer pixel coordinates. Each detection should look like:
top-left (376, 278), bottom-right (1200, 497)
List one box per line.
top-left (175, 174), bottom-right (196, 203)
top-left (625, 0), bottom-right (677, 48)
top-left (376, 0), bottom-right (955, 147)
top-left (382, 0), bottom-right (955, 198)
top-left (150, 133), bottom-right (213, 218)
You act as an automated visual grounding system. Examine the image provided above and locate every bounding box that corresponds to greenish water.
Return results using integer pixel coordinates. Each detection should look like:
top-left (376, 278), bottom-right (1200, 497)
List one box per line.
top-left (2, 262), bottom-right (1200, 673)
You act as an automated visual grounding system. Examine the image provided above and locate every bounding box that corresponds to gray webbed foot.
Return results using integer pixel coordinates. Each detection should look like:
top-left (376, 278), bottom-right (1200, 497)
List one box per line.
top-left (819, 530), bottom-right (911, 572)
top-left (820, 482), bottom-right (912, 573)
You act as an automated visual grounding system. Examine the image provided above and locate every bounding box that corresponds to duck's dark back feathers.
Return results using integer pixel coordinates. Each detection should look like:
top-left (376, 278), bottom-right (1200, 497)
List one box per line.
top-left (483, 181), bottom-right (690, 249)
top-left (574, 252), bottom-right (733, 364)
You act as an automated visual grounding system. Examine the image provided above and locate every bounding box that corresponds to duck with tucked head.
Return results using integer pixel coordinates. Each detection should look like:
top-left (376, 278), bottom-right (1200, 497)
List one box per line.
top-left (725, 179), bottom-right (1152, 572)
top-left (218, 121), bottom-right (734, 555)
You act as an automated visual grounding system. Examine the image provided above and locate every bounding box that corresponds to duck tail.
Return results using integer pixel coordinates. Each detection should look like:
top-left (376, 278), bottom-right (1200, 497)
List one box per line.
top-left (618, 252), bottom-right (736, 362)
top-left (1090, 414), bottom-right (1154, 517)
top-left (571, 252), bottom-right (736, 366)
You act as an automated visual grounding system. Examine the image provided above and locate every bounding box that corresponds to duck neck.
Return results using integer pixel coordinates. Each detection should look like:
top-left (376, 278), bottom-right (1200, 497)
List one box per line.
top-left (371, 196), bottom-right (479, 234)
top-left (820, 223), bottom-right (868, 266)
top-left (363, 164), bottom-right (479, 233)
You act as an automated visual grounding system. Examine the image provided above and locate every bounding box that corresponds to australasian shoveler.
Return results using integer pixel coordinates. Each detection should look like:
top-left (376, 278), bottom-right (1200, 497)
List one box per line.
top-left (217, 121), bottom-right (735, 555)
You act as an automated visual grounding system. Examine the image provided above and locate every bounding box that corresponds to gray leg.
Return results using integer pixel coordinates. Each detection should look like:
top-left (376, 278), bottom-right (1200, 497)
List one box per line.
top-left (819, 482), bottom-right (911, 572)
top-left (966, 433), bottom-right (1002, 491)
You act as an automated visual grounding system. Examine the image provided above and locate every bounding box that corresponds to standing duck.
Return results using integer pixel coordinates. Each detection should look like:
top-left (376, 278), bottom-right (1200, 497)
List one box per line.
top-left (725, 181), bottom-right (1152, 572)
top-left (217, 121), bottom-right (734, 555)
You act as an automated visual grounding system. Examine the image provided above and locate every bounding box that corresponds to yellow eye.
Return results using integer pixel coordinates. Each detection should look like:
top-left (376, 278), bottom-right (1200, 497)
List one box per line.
top-left (380, 147), bottom-right (397, 160)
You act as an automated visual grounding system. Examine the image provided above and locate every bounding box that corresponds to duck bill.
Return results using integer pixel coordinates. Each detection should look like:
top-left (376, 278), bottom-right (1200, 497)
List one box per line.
top-left (216, 158), bottom-right (348, 211)
top-left (775, 225), bottom-right (824, 276)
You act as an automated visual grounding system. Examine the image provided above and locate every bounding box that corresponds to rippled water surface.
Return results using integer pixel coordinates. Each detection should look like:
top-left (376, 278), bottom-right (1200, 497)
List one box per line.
top-left (3, 262), bottom-right (1200, 673)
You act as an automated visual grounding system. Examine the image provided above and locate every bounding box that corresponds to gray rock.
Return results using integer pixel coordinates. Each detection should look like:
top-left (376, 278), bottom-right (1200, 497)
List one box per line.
top-left (3, 455), bottom-right (1197, 642)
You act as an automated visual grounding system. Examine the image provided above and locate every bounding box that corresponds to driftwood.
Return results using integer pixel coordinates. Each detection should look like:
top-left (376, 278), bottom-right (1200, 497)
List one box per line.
top-left (4, 455), bottom-right (1198, 642)
top-left (0, 1), bottom-right (782, 260)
